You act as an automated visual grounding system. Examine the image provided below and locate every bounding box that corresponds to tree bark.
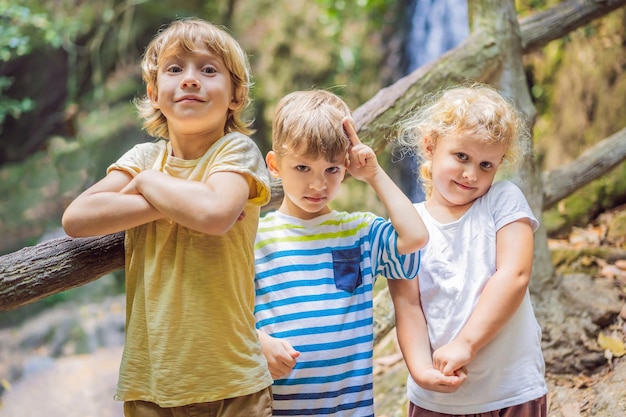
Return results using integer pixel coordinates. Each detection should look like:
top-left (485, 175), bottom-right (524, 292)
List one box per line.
top-left (0, 232), bottom-right (125, 311)
top-left (542, 127), bottom-right (626, 210)
top-left (1, 0), bottom-right (626, 313)
top-left (520, 0), bottom-right (626, 53)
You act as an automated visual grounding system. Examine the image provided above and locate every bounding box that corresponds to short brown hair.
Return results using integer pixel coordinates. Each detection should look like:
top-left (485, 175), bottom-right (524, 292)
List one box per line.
top-left (272, 89), bottom-right (352, 162)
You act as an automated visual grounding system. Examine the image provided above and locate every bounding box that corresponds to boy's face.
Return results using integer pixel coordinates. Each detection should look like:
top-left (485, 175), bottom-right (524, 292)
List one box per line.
top-left (149, 48), bottom-right (237, 142)
top-left (267, 149), bottom-right (347, 220)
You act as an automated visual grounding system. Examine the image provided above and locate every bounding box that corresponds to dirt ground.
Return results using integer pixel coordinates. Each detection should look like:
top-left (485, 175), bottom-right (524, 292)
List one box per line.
top-left (544, 207), bottom-right (626, 416)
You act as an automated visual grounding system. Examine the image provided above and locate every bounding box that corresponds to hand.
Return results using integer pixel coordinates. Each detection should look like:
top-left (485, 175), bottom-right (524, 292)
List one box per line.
top-left (119, 170), bottom-right (162, 195)
top-left (432, 339), bottom-right (475, 377)
top-left (413, 365), bottom-right (468, 393)
top-left (342, 117), bottom-right (380, 183)
top-left (258, 332), bottom-right (300, 380)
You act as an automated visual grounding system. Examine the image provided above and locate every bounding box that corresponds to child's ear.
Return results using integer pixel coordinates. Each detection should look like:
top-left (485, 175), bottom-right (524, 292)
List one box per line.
top-left (229, 89), bottom-right (244, 111)
top-left (265, 151), bottom-right (281, 178)
top-left (229, 97), bottom-right (242, 111)
top-left (147, 85), bottom-right (159, 109)
top-left (423, 136), bottom-right (435, 159)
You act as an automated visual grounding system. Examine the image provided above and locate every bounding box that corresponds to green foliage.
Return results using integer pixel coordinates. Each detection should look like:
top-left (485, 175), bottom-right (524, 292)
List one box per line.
top-left (0, 77), bottom-right (33, 133)
top-left (0, 1), bottom-right (59, 60)
top-left (0, 1), bottom-right (44, 130)
top-left (315, 0), bottom-right (397, 29)
top-left (0, 0), bottom-right (84, 133)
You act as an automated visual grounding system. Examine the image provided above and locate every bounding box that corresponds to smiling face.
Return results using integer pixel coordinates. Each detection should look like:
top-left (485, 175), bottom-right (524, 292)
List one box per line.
top-left (148, 48), bottom-right (237, 143)
top-left (267, 148), bottom-right (347, 220)
top-left (426, 131), bottom-right (506, 214)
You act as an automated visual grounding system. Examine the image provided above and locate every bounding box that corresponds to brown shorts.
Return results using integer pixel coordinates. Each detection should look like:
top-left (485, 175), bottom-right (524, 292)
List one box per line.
top-left (408, 395), bottom-right (547, 417)
top-left (123, 387), bottom-right (273, 417)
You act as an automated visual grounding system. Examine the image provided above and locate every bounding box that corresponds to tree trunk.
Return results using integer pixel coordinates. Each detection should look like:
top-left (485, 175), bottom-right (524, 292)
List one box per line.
top-left (1, 0), bottom-right (626, 315)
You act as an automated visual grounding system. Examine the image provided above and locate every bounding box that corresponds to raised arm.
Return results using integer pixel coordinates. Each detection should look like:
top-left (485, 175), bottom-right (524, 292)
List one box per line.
top-left (388, 279), bottom-right (467, 392)
top-left (432, 218), bottom-right (534, 376)
top-left (342, 118), bottom-right (428, 254)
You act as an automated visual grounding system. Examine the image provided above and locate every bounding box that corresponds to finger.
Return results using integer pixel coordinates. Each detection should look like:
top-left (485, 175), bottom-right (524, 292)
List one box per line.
top-left (342, 116), bottom-right (361, 146)
top-left (442, 364), bottom-right (457, 376)
top-left (357, 145), bottom-right (375, 165)
top-left (283, 357), bottom-right (297, 368)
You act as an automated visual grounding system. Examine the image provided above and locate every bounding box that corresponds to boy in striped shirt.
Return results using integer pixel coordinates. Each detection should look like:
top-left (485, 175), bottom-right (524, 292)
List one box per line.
top-left (254, 89), bottom-right (429, 417)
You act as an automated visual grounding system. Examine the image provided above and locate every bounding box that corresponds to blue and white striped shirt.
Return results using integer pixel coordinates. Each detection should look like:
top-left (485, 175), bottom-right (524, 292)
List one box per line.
top-left (255, 210), bottom-right (419, 417)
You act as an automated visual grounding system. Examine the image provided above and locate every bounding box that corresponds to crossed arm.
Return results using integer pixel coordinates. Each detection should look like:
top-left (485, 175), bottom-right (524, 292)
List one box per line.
top-left (62, 168), bottom-right (250, 237)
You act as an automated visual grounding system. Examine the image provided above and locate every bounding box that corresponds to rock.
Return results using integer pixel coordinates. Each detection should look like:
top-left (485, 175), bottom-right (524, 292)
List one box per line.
top-left (561, 273), bottom-right (622, 327)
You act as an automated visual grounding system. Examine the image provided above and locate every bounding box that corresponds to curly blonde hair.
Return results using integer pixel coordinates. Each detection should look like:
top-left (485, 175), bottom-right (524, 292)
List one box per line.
top-left (272, 90), bottom-right (352, 162)
top-left (396, 83), bottom-right (530, 197)
top-left (135, 17), bottom-right (254, 139)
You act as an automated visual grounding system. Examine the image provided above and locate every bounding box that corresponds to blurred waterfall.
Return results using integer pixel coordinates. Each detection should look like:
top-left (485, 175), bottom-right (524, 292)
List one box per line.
top-left (406, 0), bottom-right (469, 72)
top-left (395, 0), bottom-right (469, 202)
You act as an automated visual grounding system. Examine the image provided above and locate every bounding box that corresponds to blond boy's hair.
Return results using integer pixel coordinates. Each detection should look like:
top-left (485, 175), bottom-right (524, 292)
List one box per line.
top-left (135, 17), bottom-right (254, 138)
top-left (397, 83), bottom-right (530, 197)
top-left (272, 90), bottom-right (352, 161)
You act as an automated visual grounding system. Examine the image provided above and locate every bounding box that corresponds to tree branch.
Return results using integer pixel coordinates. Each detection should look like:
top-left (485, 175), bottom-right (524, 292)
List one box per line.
top-left (0, 232), bottom-right (125, 311)
top-left (520, 0), bottom-right (626, 53)
top-left (542, 127), bottom-right (626, 209)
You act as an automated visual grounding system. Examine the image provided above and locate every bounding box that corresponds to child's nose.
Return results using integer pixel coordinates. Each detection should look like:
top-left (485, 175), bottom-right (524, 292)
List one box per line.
top-left (181, 71), bottom-right (200, 88)
top-left (309, 176), bottom-right (327, 190)
top-left (462, 166), bottom-right (477, 181)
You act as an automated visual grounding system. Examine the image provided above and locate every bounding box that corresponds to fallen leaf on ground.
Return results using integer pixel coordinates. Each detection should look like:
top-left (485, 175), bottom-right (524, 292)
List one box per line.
top-left (597, 332), bottom-right (626, 357)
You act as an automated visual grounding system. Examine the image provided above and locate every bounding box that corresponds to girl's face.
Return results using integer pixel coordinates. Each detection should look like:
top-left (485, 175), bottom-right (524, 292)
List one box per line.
top-left (426, 132), bottom-right (506, 210)
top-left (266, 149), bottom-right (347, 220)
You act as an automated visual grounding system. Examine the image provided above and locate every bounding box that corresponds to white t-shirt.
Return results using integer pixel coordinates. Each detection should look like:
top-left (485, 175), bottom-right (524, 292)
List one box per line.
top-left (407, 180), bottom-right (547, 414)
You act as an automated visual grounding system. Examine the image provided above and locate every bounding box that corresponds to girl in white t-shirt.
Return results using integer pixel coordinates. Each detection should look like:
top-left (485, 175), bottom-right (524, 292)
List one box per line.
top-left (388, 83), bottom-right (547, 417)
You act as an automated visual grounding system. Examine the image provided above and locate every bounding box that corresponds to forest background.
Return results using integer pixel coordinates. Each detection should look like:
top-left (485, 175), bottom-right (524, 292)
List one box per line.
top-left (0, 0), bottom-right (625, 416)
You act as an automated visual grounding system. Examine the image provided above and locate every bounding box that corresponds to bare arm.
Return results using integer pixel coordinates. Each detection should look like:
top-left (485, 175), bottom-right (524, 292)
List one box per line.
top-left (343, 118), bottom-right (428, 254)
top-left (121, 169), bottom-right (250, 235)
top-left (432, 218), bottom-right (534, 375)
top-left (388, 279), bottom-right (466, 392)
top-left (62, 170), bottom-right (163, 237)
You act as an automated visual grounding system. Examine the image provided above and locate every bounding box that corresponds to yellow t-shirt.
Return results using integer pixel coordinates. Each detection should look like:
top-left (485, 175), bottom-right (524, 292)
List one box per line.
top-left (108, 133), bottom-right (272, 406)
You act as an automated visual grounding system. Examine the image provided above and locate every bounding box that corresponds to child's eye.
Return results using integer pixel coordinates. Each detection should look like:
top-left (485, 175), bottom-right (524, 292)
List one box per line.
top-left (202, 66), bottom-right (217, 74)
top-left (456, 153), bottom-right (468, 161)
top-left (295, 165), bottom-right (309, 172)
top-left (326, 166), bottom-right (341, 174)
top-left (166, 65), bottom-right (183, 73)
top-left (480, 161), bottom-right (493, 169)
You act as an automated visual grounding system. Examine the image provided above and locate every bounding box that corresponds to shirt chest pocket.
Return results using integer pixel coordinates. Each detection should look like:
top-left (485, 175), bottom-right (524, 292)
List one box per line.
top-left (332, 247), bottom-right (362, 293)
